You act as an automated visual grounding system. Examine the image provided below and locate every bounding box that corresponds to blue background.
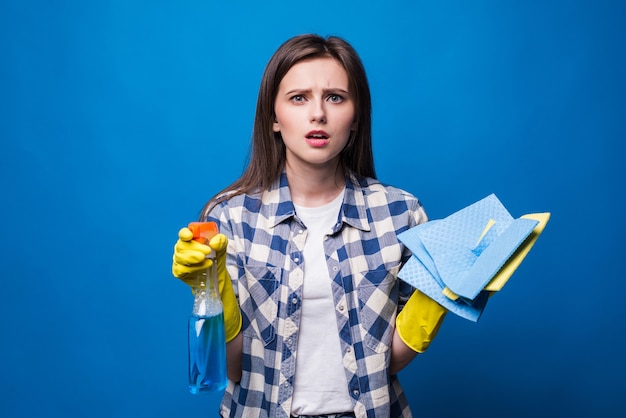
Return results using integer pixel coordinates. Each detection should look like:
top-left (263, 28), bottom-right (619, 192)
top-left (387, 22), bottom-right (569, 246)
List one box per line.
top-left (1, 1), bottom-right (624, 417)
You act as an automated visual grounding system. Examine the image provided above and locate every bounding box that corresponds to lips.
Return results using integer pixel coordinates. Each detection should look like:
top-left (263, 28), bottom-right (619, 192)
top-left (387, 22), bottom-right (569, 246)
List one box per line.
top-left (305, 130), bottom-right (330, 147)
top-left (306, 130), bottom-right (329, 139)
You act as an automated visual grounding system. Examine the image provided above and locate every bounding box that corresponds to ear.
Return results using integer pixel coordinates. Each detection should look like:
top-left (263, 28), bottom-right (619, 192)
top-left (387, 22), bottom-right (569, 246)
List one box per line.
top-left (272, 118), bottom-right (281, 133)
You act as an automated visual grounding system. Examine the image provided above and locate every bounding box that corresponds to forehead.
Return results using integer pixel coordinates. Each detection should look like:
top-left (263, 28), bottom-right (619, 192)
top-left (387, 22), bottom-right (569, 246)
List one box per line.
top-left (279, 57), bottom-right (350, 89)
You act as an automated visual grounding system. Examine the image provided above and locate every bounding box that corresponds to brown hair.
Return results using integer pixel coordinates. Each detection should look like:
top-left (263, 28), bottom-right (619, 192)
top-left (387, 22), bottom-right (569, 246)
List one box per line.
top-left (201, 34), bottom-right (375, 218)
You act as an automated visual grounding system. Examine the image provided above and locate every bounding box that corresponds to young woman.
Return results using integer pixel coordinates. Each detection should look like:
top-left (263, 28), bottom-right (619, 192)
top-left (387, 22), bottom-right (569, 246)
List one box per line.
top-left (172, 34), bottom-right (447, 418)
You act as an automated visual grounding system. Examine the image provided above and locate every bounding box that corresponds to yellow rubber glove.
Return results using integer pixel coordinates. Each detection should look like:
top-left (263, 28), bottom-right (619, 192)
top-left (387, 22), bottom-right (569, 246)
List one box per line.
top-left (395, 289), bottom-right (447, 353)
top-left (172, 227), bottom-right (242, 343)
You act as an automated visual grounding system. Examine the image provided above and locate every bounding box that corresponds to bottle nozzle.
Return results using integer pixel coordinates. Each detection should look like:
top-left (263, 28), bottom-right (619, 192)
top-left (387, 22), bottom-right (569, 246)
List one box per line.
top-left (188, 222), bottom-right (219, 245)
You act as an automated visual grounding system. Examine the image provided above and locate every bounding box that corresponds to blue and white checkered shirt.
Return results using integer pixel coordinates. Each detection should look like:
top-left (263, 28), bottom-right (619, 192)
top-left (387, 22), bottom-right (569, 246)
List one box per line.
top-left (208, 172), bottom-right (427, 418)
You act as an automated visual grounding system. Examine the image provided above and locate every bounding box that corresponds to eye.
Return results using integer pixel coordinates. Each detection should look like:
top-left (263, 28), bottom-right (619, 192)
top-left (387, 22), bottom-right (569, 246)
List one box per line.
top-left (327, 94), bottom-right (344, 103)
top-left (290, 94), bottom-right (306, 103)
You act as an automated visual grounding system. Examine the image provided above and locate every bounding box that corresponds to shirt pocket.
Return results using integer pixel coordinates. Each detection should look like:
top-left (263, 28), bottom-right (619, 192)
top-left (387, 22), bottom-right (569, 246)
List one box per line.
top-left (240, 263), bottom-right (281, 346)
top-left (356, 264), bottom-right (400, 353)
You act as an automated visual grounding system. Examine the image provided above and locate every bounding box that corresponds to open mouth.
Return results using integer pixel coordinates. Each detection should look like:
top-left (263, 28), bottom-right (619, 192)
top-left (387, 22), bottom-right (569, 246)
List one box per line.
top-left (305, 131), bottom-right (330, 147)
top-left (306, 131), bottom-right (329, 140)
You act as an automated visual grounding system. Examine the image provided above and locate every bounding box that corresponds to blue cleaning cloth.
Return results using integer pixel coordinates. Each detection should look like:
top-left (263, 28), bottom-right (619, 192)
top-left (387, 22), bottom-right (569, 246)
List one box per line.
top-left (398, 194), bottom-right (549, 321)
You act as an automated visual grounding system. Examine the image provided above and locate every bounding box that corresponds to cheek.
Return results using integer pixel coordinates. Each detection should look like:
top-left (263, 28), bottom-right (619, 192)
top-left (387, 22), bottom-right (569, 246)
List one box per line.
top-left (273, 104), bottom-right (296, 130)
top-left (273, 100), bottom-right (285, 128)
top-left (340, 104), bottom-right (357, 129)
top-left (341, 109), bottom-right (357, 132)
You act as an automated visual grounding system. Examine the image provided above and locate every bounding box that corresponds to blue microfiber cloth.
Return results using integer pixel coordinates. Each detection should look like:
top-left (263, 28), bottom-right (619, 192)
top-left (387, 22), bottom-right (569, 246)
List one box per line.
top-left (398, 194), bottom-right (550, 321)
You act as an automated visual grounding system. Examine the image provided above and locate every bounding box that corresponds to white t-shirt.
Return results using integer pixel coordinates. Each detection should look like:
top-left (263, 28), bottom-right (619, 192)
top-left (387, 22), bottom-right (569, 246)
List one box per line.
top-left (291, 189), bottom-right (353, 415)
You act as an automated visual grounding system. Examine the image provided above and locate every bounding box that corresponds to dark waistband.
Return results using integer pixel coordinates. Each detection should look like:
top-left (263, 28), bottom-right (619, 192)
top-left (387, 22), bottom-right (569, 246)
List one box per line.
top-left (291, 413), bottom-right (356, 418)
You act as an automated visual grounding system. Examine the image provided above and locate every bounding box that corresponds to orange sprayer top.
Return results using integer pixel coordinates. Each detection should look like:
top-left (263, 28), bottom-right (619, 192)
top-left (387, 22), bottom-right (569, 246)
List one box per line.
top-left (188, 222), bottom-right (219, 244)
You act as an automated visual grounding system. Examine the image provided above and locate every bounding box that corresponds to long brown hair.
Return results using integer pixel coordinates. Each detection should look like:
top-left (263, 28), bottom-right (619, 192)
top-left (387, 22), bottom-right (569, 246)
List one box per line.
top-left (201, 34), bottom-right (375, 218)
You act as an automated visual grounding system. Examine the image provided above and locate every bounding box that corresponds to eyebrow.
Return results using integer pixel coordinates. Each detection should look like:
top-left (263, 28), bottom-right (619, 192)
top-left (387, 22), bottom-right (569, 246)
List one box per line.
top-left (284, 88), bottom-right (350, 96)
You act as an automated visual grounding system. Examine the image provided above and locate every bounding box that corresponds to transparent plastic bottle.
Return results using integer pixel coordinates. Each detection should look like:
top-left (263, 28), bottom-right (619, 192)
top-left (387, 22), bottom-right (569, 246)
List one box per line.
top-left (187, 222), bottom-right (228, 394)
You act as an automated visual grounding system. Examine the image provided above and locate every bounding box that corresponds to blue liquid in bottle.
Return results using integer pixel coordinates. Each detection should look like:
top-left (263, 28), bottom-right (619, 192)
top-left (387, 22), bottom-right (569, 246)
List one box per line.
top-left (188, 311), bottom-right (227, 393)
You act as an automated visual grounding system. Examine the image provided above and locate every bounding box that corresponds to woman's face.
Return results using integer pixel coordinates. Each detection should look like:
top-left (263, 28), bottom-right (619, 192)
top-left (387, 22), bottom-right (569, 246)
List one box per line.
top-left (273, 57), bottom-right (356, 174)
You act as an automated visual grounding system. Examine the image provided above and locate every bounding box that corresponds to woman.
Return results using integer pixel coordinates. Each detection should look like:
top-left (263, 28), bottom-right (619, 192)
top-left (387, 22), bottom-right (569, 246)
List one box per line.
top-left (172, 34), bottom-right (447, 418)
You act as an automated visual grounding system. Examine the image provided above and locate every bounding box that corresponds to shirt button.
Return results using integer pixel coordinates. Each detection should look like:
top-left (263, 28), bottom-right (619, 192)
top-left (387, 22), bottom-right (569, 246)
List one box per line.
top-left (292, 297), bottom-right (298, 305)
top-left (353, 389), bottom-right (359, 396)
top-left (338, 305), bottom-right (344, 311)
top-left (332, 266), bottom-right (338, 272)
top-left (298, 229), bottom-right (303, 234)
top-left (294, 257), bottom-right (300, 263)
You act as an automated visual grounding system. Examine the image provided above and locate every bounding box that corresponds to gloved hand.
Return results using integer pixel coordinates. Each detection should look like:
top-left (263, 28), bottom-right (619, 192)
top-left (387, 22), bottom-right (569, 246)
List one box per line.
top-left (395, 289), bottom-right (447, 353)
top-left (172, 227), bottom-right (242, 342)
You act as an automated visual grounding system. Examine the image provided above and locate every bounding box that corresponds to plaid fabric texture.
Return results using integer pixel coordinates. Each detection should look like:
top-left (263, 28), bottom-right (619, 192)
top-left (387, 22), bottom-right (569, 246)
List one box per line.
top-left (208, 173), bottom-right (427, 418)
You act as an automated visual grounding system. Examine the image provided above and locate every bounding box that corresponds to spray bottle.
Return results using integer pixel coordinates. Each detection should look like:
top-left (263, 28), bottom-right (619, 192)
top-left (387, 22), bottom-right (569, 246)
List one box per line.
top-left (187, 222), bottom-right (228, 394)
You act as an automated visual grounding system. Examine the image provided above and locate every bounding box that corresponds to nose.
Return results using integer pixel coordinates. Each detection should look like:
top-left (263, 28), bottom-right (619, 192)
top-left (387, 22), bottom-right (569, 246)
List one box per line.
top-left (310, 99), bottom-right (326, 124)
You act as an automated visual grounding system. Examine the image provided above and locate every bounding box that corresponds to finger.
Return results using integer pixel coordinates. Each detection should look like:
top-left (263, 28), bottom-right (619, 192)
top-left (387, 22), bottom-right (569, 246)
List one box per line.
top-left (175, 238), bottom-right (212, 255)
top-left (174, 249), bottom-right (212, 265)
top-left (172, 261), bottom-right (190, 278)
top-left (178, 227), bottom-right (194, 242)
top-left (208, 233), bottom-right (228, 252)
top-left (173, 262), bottom-right (198, 279)
top-left (172, 258), bottom-right (214, 277)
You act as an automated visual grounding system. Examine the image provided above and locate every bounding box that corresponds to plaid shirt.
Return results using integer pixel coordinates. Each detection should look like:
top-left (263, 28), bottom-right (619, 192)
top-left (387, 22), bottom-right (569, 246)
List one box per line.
top-left (208, 173), bottom-right (427, 418)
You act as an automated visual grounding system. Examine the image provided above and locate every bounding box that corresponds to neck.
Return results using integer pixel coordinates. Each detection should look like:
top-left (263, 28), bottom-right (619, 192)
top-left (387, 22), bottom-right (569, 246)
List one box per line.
top-left (286, 161), bottom-right (345, 207)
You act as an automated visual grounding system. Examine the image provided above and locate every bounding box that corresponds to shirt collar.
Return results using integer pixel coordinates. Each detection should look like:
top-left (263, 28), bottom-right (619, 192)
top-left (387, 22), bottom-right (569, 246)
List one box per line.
top-left (264, 172), bottom-right (371, 232)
